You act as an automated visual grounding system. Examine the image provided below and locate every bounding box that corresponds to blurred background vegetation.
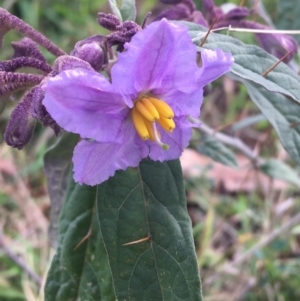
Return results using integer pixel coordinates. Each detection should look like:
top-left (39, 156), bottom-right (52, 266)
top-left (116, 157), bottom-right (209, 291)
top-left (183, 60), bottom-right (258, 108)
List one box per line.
top-left (0, 0), bottom-right (300, 300)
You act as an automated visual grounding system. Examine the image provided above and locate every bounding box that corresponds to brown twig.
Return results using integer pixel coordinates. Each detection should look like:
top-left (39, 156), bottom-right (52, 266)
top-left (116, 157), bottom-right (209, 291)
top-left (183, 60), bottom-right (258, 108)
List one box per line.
top-left (198, 121), bottom-right (264, 166)
top-left (262, 47), bottom-right (297, 77)
top-left (199, 15), bottom-right (219, 47)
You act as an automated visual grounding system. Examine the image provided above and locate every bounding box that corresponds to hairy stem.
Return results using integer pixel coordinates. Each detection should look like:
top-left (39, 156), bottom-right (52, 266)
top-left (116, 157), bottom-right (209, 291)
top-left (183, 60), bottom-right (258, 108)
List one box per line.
top-left (0, 8), bottom-right (66, 57)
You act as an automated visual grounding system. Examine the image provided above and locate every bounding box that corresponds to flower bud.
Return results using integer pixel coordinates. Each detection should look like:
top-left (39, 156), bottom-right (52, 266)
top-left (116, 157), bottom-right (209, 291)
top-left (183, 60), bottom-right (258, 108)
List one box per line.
top-left (71, 35), bottom-right (107, 71)
top-left (11, 38), bottom-right (46, 62)
top-left (4, 89), bottom-right (36, 149)
top-left (31, 55), bottom-right (95, 135)
top-left (154, 4), bottom-right (191, 22)
top-left (52, 55), bottom-right (95, 75)
top-left (192, 11), bottom-right (208, 27)
top-left (256, 29), bottom-right (298, 63)
top-left (97, 13), bottom-right (121, 31)
top-left (31, 85), bottom-right (60, 135)
top-left (106, 21), bottom-right (141, 51)
top-left (221, 6), bottom-right (251, 20)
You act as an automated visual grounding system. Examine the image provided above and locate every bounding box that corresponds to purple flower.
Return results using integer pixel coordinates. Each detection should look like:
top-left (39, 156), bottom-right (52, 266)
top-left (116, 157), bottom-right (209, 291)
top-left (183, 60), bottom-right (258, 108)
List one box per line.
top-left (43, 19), bottom-right (233, 185)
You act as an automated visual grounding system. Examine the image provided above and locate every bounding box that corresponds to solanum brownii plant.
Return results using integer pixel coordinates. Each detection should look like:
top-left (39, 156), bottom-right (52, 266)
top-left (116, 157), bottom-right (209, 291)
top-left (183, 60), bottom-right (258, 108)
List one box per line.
top-left (1, 1), bottom-right (300, 300)
top-left (43, 20), bottom-right (233, 185)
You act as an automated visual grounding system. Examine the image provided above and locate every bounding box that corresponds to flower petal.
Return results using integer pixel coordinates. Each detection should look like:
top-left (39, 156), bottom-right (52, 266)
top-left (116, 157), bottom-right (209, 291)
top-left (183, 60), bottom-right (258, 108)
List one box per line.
top-left (147, 116), bottom-right (193, 161)
top-left (111, 19), bottom-right (199, 96)
top-left (197, 49), bottom-right (233, 87)
top-left (43, 68), bottom-right (130, 142)
top-left (73, 121), bottom-right (145, 185)
top-left (160, 87), bottom-right (204, 118)
top-left (159, 49), bottom-right (233, 118)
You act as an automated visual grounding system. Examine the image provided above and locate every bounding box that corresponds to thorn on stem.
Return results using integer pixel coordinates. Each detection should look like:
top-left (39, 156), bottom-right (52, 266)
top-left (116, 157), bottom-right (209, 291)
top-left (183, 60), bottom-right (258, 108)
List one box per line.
top-left (199, 15), bottom-right (219, 47)
top-left (262, 47), bottom-right (296, 77)
top-left (73, 230), bottom-right (92, 250)
top-left (123, 234), bottom-right (151, 246)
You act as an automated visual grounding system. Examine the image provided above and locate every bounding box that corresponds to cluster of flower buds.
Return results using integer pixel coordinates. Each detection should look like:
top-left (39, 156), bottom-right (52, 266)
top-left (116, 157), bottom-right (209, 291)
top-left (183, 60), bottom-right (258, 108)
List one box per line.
top-left (0, 3), bottom-right (234, 185)
top-left (0, 7), bottom-right (143, 150)
top-left (157, 0), bottom-right (297, 63)
top-left (97, 13), bottom-right (141, 51)
top-left (155, 0), bottom-right (208, 26)
top-left (0, 31), bottom-right (56, 149)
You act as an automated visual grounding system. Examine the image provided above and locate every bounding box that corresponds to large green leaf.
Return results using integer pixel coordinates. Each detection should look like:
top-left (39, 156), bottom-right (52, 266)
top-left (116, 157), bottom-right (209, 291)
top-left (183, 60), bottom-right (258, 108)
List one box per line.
top-left (231, 76), bottom-right (300, 165)
top-left (178, 22), bottom-right (300, 165)
top-left (44, 174), bottom-right (115, 301)
top-left (44, 133), bottom-right (78, 247)
top-left (97, 159), bottom-right (202, 301)
top-left (276, 0), bottom-right (300, 43)
top-left (196, 135), bottom-right (238, 168)
top-left (231, 114), bottom-right (266, 132)
top-left (260, 158), bottom-right (300, 186)
top-left (108, 0), bottom-right (136, 21)
top-left (182, 22), bottom-right (300, 106)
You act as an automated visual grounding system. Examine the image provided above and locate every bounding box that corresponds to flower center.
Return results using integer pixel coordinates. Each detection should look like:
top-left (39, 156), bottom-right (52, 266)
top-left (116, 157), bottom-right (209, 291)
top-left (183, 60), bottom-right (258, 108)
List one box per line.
top-left (131, 96), bottom-right (175, 149)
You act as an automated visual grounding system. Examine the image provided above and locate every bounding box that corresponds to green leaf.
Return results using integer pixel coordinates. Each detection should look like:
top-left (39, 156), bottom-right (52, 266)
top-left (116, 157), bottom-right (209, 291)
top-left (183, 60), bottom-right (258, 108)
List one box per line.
top-left (276, 0), bottom-right (300, 43)
top-left (44, 174), bottom-right (115, 301)
top-left (178, 22), bottom-right (300, 166)
top-left (231, 114), bottom-right (266, 132)
top-left (44, 133), bottom-right (78, 247)
top-left (260, 158), bottom-right (300, 186)
top-left (231, 75), bottom-right (300, 166)
top-left (196, 135), bottom-right (238, 168)
top-left (108, 0), bottom-right (136, 21)
top-left (108, 0), bottom-right (122, 21)
top-left (119, 0), bottom-right (136, 21)
top-left (97, 159), bottom-right (202, 301)
top-left (182, 22), bottom-right (300, 106)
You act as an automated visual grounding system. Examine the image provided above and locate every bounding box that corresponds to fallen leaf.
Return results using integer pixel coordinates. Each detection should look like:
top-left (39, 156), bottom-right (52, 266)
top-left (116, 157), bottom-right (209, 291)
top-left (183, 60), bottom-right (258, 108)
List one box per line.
top-left (180, 149), bottom-right (287, 193)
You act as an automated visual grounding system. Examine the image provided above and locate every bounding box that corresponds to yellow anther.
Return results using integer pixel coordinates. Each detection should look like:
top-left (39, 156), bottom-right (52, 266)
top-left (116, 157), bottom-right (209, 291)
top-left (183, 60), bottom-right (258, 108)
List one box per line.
top-left (148, 97), bottom-right (174, 119)
top-left (136, 101), bottom-right (156, 122)
top-left (132, 96), bottom-right (175, 148)
top-left (132, 107), bottom-right (149, 140)
top-left (144, 119), bottom-right (161, 142)
top-left (157, 116), bottom-right (175, 132)
top-left (140, 98), bottom-right (159, 120)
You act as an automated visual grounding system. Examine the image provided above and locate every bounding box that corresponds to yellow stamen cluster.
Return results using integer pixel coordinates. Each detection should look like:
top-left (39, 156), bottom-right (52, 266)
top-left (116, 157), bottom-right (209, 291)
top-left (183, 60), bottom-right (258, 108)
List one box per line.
top-left (132, 97), bottom-right (175, 143)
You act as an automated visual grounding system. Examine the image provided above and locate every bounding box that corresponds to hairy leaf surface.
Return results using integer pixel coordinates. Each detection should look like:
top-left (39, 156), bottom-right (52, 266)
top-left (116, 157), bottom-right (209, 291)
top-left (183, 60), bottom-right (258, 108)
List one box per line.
top-left (260, 158), bottom-right (300, 185)
top-left (231, 75), bottom-right (300, 165)
top-left (44, 133), bottom-right (78, 247)
top-left (183, 22), bottom-right (300, 106)
top-left (44, 175), bottom-right (115, 301)
top-left (97, 159), bottom-right (202, 301)
top-left (108, 0), bottom-right (136, 21)
top-left (180, 21), bottom-right (300, 165)
top-left (196, 135), bottom-right (238, 168)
